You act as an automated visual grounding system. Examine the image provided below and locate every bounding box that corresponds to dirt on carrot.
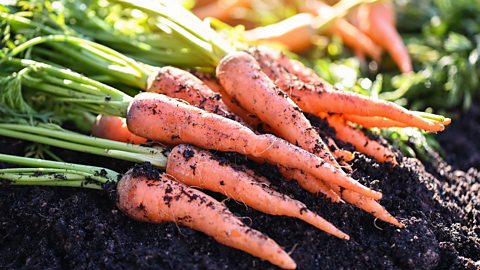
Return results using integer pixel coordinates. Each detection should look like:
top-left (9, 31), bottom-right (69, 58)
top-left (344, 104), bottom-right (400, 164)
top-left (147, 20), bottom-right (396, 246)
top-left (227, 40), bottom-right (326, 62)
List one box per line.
top-left (166, 144), bottom-right (349, 240)
top-left (127, 92), bottom-right (382, 199)
top-left (117, 165), bottom-right (296, 269)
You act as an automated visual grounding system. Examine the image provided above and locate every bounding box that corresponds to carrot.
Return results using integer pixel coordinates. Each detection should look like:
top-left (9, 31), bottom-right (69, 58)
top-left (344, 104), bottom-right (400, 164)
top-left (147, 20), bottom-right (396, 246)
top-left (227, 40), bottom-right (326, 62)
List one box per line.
top-left (91, 115), bottom-right (148, 144)
top-left (289, 170), bottom-right (403, 227)
top-left (278, 166), bottom-right (342, 203)
top-left (321, 113), bottom-right (398, 165)
top-left (249, 48), bottom-right (447, 132)
top-left (117, 168), bottom-right (296, 269)
top-left (148, 66), bottom-right (248, 125)
top-left (127, 92), bottom-right (382, 200)
top-left (350, 2), bottom-right (412, 73)
top-left (166, 144), bottom-right (350, 239)
top-left (189, 70), bottom-right (265, 129)
top-left (245, 13), bottom-right (316, 53)
top-left (302, 0), bottom-right (382, 61)
top-left (325, 136), bottom-right (355, 163)
top-left (343, 114), bottom-right (409, 128)
top-left (330, 19), bottom-right (382, 61)
top-left (216, 51), bottom-right (341, 170)
top-left (192, 0), bottom-right (250, 21)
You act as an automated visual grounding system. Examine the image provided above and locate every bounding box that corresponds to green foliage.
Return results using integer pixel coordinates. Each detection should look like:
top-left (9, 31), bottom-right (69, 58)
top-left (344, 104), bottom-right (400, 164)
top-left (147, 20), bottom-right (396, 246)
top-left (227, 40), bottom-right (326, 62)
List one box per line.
top-left (384, 0), bottom-right (480, 111)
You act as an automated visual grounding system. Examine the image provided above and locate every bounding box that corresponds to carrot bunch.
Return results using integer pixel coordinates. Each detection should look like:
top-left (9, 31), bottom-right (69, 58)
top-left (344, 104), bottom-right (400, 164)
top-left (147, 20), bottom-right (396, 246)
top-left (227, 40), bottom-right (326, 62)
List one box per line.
top-left (0, 1), bottom-right (452, 268)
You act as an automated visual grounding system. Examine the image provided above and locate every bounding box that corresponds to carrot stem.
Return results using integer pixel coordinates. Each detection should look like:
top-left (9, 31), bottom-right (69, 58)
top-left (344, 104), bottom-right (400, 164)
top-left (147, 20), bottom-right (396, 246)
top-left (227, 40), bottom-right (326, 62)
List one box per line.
top-left (0, 125), bottom-right (168, 167)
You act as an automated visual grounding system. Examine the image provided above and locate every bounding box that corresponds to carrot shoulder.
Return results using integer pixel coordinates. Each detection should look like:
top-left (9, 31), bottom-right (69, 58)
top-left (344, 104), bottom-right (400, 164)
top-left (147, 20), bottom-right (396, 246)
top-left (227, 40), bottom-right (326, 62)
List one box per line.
top-left (189, 70), bottom-right (264, 129)
top-left (91, 115), bottom-right (147, 144)
top-left (167, 144), bottom-right (349, 240)
top-left (148, 66), bottom-right (248, 125)
top-left (117, 169), bottom-right (296, 269)
top-left (127, 92), bottom-right (382, 200)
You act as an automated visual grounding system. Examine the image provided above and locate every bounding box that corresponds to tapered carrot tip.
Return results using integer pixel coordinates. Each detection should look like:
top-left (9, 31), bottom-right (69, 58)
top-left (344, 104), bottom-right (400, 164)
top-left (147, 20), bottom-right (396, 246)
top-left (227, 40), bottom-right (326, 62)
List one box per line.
top-left (297, 211), bottom-right (350, 240)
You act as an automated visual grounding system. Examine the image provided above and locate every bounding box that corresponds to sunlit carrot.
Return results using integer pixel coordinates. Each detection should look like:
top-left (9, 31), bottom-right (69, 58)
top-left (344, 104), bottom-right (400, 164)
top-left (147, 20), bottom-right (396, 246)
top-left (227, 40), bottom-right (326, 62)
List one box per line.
top-left (278, 166), bottom-right (342, 203)
top-left (167, 144), bottom-right (350, 239)
top-left (321, 113), bottom-right (398, 165)
top-left (343, 114), bottom-right (408, 128)
top-left (216, 51), bottom-right (341, 170)
top-left (245, 13), bottom-right (316, 53)
top-left (189, 70), bottom-right (265, 129)
top-left (351, 1), bottom-right (412, 73)
top-left (148, 66), bottom-right (248, 125)
top-left (117, 168), bottom-right (296, 269)
top-left (127, 92), bottom-right (382, 200)
top-left (91, 115), bottom-right (148, 144)
top-left (285, 169), bottom-right (403, 227)
top-left (249, 47), bottom-right (447, 132)
top-left (192, 0), bottom-right (250, 21)
top-left (325, 136), bottom-right (355, 163)
top-left (302, 0), bottom-right (382, 61)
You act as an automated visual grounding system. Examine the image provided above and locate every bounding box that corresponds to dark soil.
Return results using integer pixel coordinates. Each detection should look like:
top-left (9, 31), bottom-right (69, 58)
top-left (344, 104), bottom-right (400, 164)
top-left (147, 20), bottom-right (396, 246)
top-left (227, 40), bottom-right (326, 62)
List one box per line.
top-left (1, 105), bottom-right (479, 270)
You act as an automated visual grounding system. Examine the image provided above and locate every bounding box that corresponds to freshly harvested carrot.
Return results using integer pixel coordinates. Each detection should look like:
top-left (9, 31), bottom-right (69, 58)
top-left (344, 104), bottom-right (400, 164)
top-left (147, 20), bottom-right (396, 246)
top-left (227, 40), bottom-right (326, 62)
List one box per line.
top-left (148, 66), bottom-right (248, 125)
top-left (330, 19), bottom-right (382, 61)
top-left (127, 92), bottom-right (382, 200)
top-left (91, 115), bottom-right (147, 144)
top-left (290, 170), bottom-right (403, 227)
top-left (166, 144), bottom-right (350, 239)
top-left (325, 136), bottom-right (355, 163)
top-left (189, 70), bottom-right (264, 129)
top-left (216, 51), bottom-right (341, 170)
top-left (278, 166), bottom-right (342, 203)
top-left (117, 168), bottom-right (296, 269)
top-left (249, 48), bottom-right (447, 132)
top-left (351, 1), bottom-right (412, 73)
top-left (302, 0), bottom-right (382, 61)
top-left (321, 113), bottom-right (398, 165)
top-left (245, 13), bottom-right (316, 53)
top-left (192, 0), bottom-right (250, 21)
top-left (343, 114), bottom-right (408, 128)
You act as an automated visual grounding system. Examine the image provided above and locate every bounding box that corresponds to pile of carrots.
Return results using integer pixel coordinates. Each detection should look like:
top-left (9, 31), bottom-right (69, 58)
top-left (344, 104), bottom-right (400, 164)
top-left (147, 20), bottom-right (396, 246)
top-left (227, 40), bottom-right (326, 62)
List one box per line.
top-left (0, 0), bottom-right (451, 268)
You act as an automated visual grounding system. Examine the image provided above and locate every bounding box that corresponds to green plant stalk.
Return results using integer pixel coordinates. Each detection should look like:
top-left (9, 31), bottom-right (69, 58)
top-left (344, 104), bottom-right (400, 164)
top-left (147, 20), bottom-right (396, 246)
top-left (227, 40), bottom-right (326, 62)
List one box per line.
top-left (0, 126), bottom-right (168, 168)
top-left (0, 153), bottom-right (121, 189)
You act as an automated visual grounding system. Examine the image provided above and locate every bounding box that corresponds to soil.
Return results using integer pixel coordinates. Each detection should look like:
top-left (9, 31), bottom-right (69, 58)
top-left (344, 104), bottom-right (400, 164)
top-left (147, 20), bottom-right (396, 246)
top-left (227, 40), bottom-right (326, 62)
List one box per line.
top-left (0, 105), bottom-right (479, 270)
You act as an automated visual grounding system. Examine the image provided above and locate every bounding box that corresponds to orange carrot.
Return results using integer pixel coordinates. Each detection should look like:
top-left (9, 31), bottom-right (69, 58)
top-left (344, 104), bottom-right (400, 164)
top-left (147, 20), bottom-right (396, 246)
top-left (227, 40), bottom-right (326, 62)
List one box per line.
top-left (216, 51), bottom-right (341, 170)
top-left (167, 144), bottom-right (349, 239)
top-left (278, 166), bottom-right (342, 203)
top-left (192, 0), bottom-right (250, 21)
top-left (245, 13), bottom-right (316, 53)
top-left (189, 70), bottom-right (265, 129)
top-left (302, 0), bottom-right (382, 61)
top-left (343, 114), bottom-right (408, 128)
top-left (127, 92), bottom-right (382, 200)
top-left (91, 115), bottom-right (147, 144)
top-left (325, 136), bottom-right (355, 163)
top-left (249, 48), bottom-right (446, 132)
top-left (321, 113), bottom-right (398, 165)
top-left (117, 169), bottom-right (296, 269)
top-left (330, 19), bottom-right (382, 61)
top-left (351, 2), bottom-right (412, 73)
top-left (286, 170), bottom-right (403, 227)
top-left (148, 66), bottom-right (248, 125)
